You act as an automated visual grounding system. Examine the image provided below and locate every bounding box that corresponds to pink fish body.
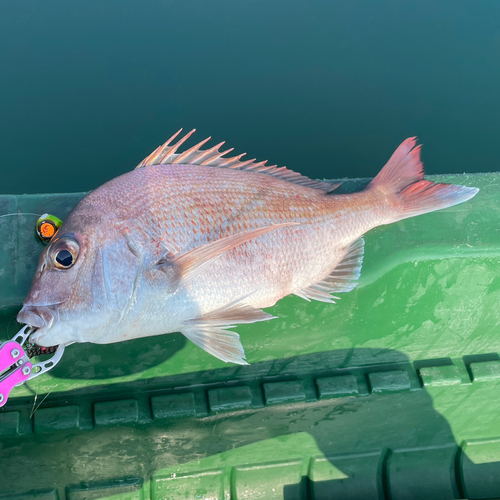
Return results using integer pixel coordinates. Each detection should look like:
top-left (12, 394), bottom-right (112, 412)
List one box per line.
top-left (18, 131), bottom-right (478, 364)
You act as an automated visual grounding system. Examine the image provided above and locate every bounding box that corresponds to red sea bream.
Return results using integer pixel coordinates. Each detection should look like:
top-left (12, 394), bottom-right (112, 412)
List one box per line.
top-left (17, 131), bottom-right (478, 364)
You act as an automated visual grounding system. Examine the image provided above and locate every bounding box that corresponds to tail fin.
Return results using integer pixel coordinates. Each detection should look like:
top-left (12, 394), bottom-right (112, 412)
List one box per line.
top-left (369, 137), bottom-right (478, 223)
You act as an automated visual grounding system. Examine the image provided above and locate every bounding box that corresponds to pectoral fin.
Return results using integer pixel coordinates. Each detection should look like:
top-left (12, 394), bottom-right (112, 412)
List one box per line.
top-left (159, 222), bottom-right (296, 286)
top-left (182, 303), bottom-right (276, 364)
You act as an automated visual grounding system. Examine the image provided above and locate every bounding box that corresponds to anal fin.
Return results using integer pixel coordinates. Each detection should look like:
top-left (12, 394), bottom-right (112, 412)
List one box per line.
top-left (295, 238), bottom-right (364, 303)
top-left (182, 303), bottom-right (276, 365)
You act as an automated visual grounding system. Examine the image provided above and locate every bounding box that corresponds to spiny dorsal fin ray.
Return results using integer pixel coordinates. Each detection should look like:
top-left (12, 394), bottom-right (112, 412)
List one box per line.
top-left (182, 302), bottom-right (276, 364)
top-left (136, 129), bottom-right (340, 193)
top-left (295, 238), bottom-right (364, 303)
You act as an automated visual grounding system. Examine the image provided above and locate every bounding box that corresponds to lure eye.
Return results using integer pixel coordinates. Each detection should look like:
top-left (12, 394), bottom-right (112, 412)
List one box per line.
top-left (36, 214), bottom-right (63, 244)
top-left (49, 236), bottom-right (80, 270)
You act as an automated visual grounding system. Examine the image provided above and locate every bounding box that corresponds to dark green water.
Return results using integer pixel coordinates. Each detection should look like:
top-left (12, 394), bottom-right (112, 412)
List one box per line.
top-left (1, 0), bottom-right (499, 195)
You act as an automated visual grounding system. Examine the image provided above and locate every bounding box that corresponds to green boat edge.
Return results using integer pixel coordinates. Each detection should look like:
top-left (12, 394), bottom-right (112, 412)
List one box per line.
top-left (1, 172), bottom-right (499, 499)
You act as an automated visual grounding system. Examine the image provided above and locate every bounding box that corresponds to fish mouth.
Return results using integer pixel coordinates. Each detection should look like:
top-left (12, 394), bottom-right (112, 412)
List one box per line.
top-left (17, 304), bottom-right (58, 332)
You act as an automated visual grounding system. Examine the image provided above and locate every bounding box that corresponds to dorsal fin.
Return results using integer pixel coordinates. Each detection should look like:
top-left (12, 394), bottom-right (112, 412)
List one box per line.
top-left (135, 129), bottom-right (340, 193)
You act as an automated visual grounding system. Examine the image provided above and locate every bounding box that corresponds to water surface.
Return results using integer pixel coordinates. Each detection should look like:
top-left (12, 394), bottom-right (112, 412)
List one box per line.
top-left (1, 0), bottom-right (499, 194)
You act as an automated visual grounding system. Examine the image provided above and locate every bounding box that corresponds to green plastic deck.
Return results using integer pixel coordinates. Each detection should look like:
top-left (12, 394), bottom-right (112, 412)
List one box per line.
top-left (1, 173), bottom-right (499, 499)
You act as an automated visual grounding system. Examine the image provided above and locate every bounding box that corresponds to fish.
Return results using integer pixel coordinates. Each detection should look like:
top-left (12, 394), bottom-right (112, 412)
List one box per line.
top-left (17, 130), bottom-right (478, 365)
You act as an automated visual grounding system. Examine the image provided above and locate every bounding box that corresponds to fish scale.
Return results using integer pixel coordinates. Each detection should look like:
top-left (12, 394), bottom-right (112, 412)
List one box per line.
top-left (17, 131), bottom-right (478, 365)
top-left (128, 167), bottom-right (346, 305)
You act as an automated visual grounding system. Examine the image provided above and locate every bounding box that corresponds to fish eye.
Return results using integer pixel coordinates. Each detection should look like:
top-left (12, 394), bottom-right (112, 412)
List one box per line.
top-left (49, 236), bottom-right (80, 270)
top-left (55, 249), bottom-right (73, 267)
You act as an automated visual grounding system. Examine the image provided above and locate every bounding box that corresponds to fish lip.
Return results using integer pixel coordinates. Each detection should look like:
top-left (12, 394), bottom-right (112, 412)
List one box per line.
top-left (17, 304), bottom-right (59, 330)
top-left (17, 309), bottom-right (46, 328)
top-left (29, 327), bottom-right (50, 347)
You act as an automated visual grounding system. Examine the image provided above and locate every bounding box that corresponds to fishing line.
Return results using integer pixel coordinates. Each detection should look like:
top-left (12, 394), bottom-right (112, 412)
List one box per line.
top-left (0, 212), bottom-right (42, 219)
